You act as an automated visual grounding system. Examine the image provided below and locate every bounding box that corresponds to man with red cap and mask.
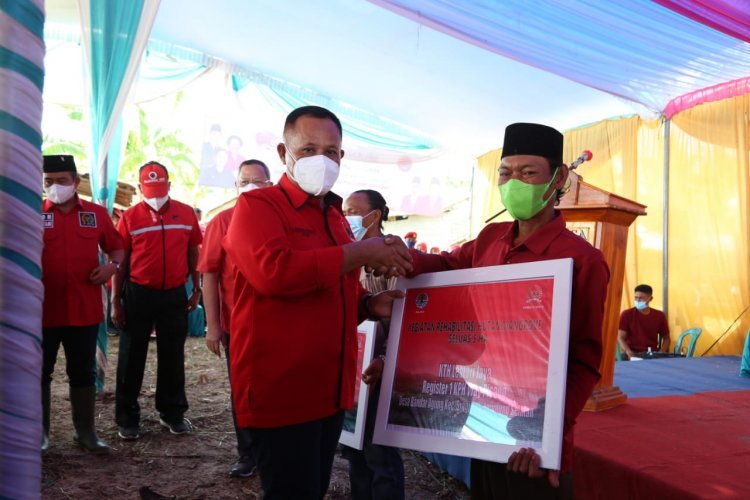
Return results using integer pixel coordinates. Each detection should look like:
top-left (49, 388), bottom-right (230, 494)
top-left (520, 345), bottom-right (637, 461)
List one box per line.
top-left (404, 231), bottom-right (417, 249)
top-left (111, 161), bottom-right (203, 440)
top-left (41, 155), bottom-right (124, 453)
top-left (406, 123), bottom-right (609, 499)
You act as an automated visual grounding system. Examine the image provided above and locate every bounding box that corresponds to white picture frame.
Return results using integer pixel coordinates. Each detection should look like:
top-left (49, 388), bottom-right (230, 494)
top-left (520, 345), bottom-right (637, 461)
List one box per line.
top-left (373, 259), bottom-right (573, 470)
top-left (339, 320), bottom-right (377, 450)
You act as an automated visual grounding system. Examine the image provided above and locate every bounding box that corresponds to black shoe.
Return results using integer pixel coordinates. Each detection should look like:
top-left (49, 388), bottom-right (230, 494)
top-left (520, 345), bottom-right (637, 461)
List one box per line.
top-left (230, 456), bottom-right (256, 477)
top-left (159, 418), bottom-right (192, 435)
top-left (118, 426), bottom-right (141, 440)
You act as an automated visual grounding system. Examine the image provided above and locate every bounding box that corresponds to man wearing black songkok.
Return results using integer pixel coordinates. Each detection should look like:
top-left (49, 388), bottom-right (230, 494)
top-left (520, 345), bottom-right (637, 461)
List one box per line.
top-left (407, 123), bottom-right (610, 499)
top-left (41, 155), bottom-right (124, 453)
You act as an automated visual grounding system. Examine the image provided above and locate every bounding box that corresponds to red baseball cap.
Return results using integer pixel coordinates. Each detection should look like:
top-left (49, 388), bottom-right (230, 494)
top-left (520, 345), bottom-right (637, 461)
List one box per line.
top-left (404, 231), bottom-right (417, 239)
top-left (139, 162), bottom-right (169, 198)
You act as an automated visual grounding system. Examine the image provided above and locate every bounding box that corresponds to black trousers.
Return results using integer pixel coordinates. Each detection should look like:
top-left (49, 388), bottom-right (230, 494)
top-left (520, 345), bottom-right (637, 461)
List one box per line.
top-left (115, 281), bottom-right (188, 427)
top-left (223, 331), bottom-right (253, 457)
top-left (249, 411), bottom-right (344, 500)
top-left (470, 459), bottom-right (573, 500)
top-left (42, 324), bottom-right (98, 388)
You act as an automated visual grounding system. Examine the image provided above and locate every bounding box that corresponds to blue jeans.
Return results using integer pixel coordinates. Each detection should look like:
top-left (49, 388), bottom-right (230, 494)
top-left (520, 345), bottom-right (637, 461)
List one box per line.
top-left (341, 383), bottom-right (405, 500)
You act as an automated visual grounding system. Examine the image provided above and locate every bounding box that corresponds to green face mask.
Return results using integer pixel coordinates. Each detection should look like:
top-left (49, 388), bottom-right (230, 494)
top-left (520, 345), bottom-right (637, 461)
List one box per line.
top-left (498, 170), bottom-right (558, 221)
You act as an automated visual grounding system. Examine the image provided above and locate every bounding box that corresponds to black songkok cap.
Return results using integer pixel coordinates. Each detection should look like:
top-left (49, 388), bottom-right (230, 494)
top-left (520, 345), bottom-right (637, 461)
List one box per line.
top-left (501, 123), bottom-right (563, 165)
top-left (43, 155), bottom-right (77, 174)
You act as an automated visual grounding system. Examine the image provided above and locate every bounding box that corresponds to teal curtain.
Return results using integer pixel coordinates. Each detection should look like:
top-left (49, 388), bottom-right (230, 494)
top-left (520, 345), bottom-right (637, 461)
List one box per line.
top-left (257, 85), bottom-right (435, 152)
top-left (86, 0), bottom-right (146, 211)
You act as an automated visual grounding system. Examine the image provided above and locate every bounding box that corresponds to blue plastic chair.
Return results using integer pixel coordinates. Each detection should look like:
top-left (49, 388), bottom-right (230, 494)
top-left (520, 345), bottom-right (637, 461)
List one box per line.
top-left (673, 328), bottom-right (702, 357)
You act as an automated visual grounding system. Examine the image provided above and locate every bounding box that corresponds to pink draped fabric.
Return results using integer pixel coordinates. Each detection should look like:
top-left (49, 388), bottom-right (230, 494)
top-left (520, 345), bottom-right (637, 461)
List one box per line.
top-left (664, 76), bottom-right (750, 118)
top-left (652, 0), bottom-right (750, 44)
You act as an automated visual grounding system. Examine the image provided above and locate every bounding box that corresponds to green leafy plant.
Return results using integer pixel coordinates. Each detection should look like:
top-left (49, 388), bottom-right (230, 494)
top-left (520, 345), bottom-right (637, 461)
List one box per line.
top-left (119, 93), bottom-right (215, 206)
top-left (42, 105), bottom-right (87, 163)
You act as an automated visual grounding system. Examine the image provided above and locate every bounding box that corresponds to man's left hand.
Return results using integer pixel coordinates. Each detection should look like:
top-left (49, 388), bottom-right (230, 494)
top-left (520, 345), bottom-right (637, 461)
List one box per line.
top-left (186, 289), bottom-right (201, 312)
top-left (89, 262), bottom-right (117, 285)
top-left (367, 289), bottom-right (405, 318)
top-left (362, 356), bottom-right (384, 385)
top-left (507, 448), bottom-right (560, 487)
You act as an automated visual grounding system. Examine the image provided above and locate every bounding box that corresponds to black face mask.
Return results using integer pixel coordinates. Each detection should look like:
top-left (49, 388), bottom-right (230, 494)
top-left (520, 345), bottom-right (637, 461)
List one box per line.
top-left (406, 239), bottom-right (416, 249)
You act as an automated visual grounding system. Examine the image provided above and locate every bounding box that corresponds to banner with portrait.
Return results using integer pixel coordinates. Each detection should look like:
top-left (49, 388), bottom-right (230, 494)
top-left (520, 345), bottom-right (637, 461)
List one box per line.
top-left (373, 259), bottom-right (573, 469)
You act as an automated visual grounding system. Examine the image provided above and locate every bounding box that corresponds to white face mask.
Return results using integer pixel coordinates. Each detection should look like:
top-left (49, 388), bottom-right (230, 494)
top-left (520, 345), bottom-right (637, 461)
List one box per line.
top-left (286, 148), bottom-right (340, 197)
top-left (144, 195), bottom-right (169, 211)
top-left (237, 183), bottom-right (259, 194)
top-left (345, 210), bottom-right (376, 241)
top-left (45, 184), bottom-right (77, 205)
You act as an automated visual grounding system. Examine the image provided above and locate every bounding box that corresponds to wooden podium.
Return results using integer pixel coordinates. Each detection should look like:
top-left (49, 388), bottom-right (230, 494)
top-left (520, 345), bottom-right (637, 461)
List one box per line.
top-left (557, 172), bottom-right (647, 411)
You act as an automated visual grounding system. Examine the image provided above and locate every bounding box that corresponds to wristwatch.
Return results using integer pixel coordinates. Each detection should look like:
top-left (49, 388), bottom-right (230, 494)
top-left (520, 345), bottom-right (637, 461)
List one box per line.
top-left (108, 260), bottom-right (121, 271)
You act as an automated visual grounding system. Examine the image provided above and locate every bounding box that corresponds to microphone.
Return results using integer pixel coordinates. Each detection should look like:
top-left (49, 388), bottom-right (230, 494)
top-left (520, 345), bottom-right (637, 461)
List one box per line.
top-left (484, 150), bottom-right (593, 223)
top-left (569, 150), bottom-right (593, 170)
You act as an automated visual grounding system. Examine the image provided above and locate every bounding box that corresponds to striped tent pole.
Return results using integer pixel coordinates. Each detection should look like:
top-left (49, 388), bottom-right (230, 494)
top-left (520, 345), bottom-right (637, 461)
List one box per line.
top-left (0, 1), bottom-right (45, 499)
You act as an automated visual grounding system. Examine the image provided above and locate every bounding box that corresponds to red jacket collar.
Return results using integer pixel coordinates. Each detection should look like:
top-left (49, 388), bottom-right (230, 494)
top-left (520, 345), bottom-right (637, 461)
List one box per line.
top-left (500, 211), bottom-right (568, 254)
top-left (278, 173), bottom-right (343, 211)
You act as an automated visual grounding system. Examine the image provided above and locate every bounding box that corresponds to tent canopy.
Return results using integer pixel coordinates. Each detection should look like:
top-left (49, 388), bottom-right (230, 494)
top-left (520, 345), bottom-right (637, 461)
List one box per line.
top-left (144, 0), bottom-right (750, 153)
top-left (45, 0), bottom-right (750, 157)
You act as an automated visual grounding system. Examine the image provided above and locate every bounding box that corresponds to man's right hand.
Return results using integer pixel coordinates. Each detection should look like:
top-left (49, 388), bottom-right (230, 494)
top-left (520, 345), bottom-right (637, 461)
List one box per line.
top-left (205, 325), bottom-right (222, 358)
top-left (344, 236), bottom-right (413, 276)
top-left (622, 346), bottom-right (636, 360)
top-left (357, 237), bottom-right (414, 276)
top-left (111, 301), bottom-right (125, 329)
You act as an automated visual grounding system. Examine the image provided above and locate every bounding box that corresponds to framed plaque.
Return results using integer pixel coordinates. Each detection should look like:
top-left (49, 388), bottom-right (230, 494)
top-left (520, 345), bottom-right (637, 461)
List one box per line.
top-left (373, 259), bottom-right (573, 469)
top-left (339, 320), bottom-right (377, 449)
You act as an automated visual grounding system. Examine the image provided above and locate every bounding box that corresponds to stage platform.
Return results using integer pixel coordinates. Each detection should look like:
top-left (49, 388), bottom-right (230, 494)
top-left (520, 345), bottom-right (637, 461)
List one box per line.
top-left (574, 355), bottom-right (750, 499)
top-left (424, 355), bottom-right (750, 498)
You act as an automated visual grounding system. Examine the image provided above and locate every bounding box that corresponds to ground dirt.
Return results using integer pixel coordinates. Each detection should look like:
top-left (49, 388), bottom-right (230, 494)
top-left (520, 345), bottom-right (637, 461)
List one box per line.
top-left (42, 336), bottom-right (471, 499)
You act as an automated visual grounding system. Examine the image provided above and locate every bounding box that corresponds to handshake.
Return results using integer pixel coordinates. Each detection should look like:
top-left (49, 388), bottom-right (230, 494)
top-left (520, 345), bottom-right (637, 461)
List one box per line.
top-left (343, 234), bottom-right (414, 278)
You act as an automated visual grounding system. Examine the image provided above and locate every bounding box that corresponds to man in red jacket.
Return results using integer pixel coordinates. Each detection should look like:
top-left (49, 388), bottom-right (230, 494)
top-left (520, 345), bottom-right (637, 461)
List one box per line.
top-left (223, 105), bottom-right (413, 499)
top-left (111, 161), bottom-right (203, 440)
top-left (41, 155), bottom-right (124, 453)
top-left (198, 158), bottom-right (272, 477)
top-left (407, 123), bottom-right (609, 499)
